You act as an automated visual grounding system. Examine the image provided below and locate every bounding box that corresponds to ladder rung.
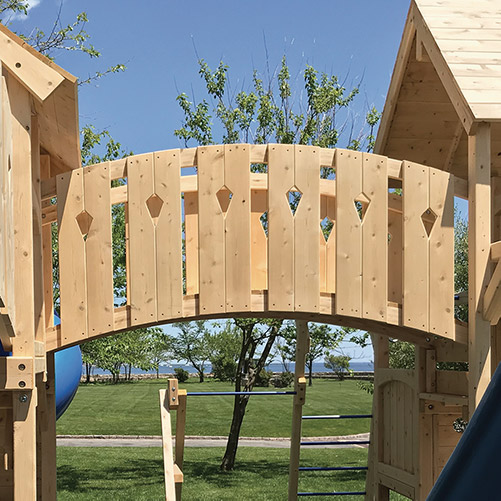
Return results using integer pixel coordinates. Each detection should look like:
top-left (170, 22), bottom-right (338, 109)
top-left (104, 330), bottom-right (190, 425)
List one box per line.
top-left (300, 440), bottom-right (370, 446)
top-left (297, 492), bottom-right (366, 497)
top-left (299, 466), bottom-right (368, 472)
top-left (302, 414), bottom-right (372, 420)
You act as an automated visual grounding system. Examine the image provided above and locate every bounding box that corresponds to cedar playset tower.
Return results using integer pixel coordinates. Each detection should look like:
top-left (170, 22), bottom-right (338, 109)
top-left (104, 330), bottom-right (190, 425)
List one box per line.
top-left (0, 0), bottom-right (498, 499)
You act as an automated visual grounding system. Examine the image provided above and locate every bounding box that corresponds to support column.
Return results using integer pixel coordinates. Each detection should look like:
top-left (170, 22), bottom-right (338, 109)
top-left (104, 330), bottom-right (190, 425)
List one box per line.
top-left (288, 320), bottom-right (309, 501)
top-left (468, 122), bottom-right (492, 415)
top-left (36, 353), bottom-right (56, 500)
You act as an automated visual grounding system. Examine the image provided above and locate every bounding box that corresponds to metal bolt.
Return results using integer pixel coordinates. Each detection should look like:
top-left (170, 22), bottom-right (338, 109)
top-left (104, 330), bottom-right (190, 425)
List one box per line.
top-left (172, 387), bottom-right (176, 392)
top-left (45, 383), bottom-right (50, 390)
top-left (19, 394), bottom-right (27, 403)
top-left (18, 364), bottom-right (25, 371)
top-left (428, 404), bottom-right (434, 410)
top-left (172, 397), bottom-right (176, 402)
top-left (426, 337), bottom-right (431, 342)
top-left (18, 381), bottom-right (26, 388)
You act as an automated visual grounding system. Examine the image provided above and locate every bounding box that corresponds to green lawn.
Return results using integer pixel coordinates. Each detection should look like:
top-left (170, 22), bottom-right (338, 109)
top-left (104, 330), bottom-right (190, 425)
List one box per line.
top-left (56, 379), bottom-right (373, 437)
top-left (57, 446), bottom-right (369, 501)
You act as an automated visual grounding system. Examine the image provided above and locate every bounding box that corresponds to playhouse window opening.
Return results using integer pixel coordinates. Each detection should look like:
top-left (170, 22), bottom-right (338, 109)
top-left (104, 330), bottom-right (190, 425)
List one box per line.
top-left (111, 201), bottom-right (127, 306)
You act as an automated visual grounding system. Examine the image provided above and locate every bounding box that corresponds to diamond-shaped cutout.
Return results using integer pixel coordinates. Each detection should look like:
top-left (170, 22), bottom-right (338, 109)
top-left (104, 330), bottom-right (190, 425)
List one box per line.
top-left (260, 211), bottom-right (268, 236)
top-left (287, 186), bottom-right (302, 216)
top-left (216, 186), bottom-right (233, 215)
top-left (354, 192), bottom-right (371, 222)
top-left (76, 210), bottom-right (93, 240)
top-left (421, 208), bottom-right (437, 237)
top-left (320, 217), bottom-right (334, 242)
top-left (146, 194), bottom-right (164, 224)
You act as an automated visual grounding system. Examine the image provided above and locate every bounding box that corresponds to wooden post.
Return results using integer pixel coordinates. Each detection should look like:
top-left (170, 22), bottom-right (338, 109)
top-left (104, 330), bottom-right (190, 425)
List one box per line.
top-left (288, 320), bottom-right (309, 501)
top-left (367, 335), bottom-right (390, 501)
top-left (175, 390), bottom-right (187, 501)
top-left (468, 122), bottom-right (492, 415)
top-left (36, 353), bottom-right (56, 500)
top-left (160, 379), bottom-right (179, 501)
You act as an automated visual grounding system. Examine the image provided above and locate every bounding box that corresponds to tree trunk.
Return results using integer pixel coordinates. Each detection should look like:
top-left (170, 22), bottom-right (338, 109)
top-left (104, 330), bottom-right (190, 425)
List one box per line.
top-left (220, 395), bottom-right (250, 471)
top-left (308, 360), bottom-right (313, 386)
top-left (85, 362), bottom-right (91, 383)
top-left (198, 371), bottom-right (204, 383)
top-left (156, 367), bottom-right (159, 379)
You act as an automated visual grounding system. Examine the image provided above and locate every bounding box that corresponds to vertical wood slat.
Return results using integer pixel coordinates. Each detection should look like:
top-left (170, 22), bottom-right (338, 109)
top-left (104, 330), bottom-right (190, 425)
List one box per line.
top-left (403, 161), bottom-right (429, 331)
top-left (362, 154), bottom-right (388, 321)
top-left (325, 197), bottom-right (336, 294)
top-left (31, 115), bottom-right (44, 345)
top-left (403, 384), bottom-right (413, 474)
top-left (388, 210), bottom-right (403, 303)
top-left (184, 192), bottom-right (199, 296)
top-left (383, 384), bottom-right (391, 465)
top-left (250, 189), bottom-right (267, 290)
top-left (224, 144), bottom-right (251, 311)
top-left (336, 149), bottom-right (363, 316)
top-left (40, 156), bottom-right (54, 329)
top-left (159, 389), bottom-right (176, 501)
top-left (128, 154), bottom-right (157, 325)
top-left (390, 382), bottom-right (397, 466)
top-left (84, 163), bottom-right (114, 336)
top-left (57, 170), bottom-right (87, 344)
top-left (428, 167), bottom-right (455, 338)
top-left (294, 145), bottom-right (320, 312)
top-left (268, 144), bottom-right (294, 311)
top-left (1, 76), bottom-right (13, 324)
top-left (155, 150), bottom-right (183, 320)
top-left (0, 73), bottom-right (5, 307)
top-left (198, 145), bottom-right (225, 314)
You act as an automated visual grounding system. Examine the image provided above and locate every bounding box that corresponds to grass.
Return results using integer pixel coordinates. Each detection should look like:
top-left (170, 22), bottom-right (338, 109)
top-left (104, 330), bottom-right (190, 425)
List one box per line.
top-left (56, 379), bottom-right (373, 437)
top-left (57, 446), bottom-right (369, 501)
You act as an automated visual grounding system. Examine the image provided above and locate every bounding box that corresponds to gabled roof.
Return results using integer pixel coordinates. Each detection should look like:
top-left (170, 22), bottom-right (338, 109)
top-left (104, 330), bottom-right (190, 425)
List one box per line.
top-left (375, 0), bottom-right (501, 179)
top-left (0, 23), bottom-right (80, 172)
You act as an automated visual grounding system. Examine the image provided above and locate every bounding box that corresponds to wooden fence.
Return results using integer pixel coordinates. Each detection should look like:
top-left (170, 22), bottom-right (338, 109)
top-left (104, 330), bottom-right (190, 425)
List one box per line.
top-left (38, 144), bottom-right (465, 351)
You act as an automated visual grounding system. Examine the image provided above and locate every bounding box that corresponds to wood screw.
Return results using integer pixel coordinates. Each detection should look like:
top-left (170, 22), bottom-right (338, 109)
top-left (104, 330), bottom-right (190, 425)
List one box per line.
top-left (18, 381), bottom-right (26, 388)
top-left (19, 394), bottom-right (27, 403)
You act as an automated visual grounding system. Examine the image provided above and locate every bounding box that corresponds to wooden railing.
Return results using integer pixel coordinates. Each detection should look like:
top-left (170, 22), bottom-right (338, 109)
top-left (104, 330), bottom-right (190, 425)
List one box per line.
top-left (39, 144), bottom-right (466, 350)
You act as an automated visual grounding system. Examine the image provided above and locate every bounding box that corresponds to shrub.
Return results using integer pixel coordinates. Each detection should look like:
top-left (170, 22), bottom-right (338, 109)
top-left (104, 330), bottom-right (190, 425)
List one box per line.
top-left (174, 367), bottom-right (189, 383)
top-left (273, 371), bottom-right (294, 388)
top-left (211, 355), bottom-right (237, 382)
top-left (254, 369), bottom-right (272, 387)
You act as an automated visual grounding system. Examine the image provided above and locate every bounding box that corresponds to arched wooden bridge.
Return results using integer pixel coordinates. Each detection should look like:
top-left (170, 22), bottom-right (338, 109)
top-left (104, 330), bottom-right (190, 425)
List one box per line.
top-left (37, 144), bottom-right (467, 352)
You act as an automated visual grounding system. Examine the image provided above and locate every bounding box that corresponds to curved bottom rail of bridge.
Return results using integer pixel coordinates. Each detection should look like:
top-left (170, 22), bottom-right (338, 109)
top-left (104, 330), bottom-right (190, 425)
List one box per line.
top-left (297, 413), bottom-right (372, 498)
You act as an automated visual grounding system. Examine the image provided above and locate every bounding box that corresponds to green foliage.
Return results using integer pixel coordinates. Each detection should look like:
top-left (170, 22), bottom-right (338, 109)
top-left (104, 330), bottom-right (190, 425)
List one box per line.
top-left (254, 369), bottom-right (272, 387)
top-left (389, 340), bottom-right (415, 370)
top-left (209, 323), bottom-right (240, 382)
top-left (324, 354), bottom-right (352, 380)
top-left (175, 56), bottom-right (379, 152)
top-left (171, 321), bottom-right (212, 382)
top-left (272, 371), bottom-right (294, 388)
top-left (174, 367), bottom-right (189, 383)
top-left (454, 209), bottom-right (468, 323)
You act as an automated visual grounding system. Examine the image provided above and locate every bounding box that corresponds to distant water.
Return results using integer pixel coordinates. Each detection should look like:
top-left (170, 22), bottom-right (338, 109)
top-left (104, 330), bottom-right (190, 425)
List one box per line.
top-left (84, 360), bottom-right (374, 376)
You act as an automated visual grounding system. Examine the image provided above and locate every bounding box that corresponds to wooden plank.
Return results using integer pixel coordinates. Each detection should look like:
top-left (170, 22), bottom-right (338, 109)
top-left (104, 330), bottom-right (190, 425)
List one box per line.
top-left (250, 189), bottom-right (267, 291)
top-left (294, 145), bottom-right (320, 312)
top-left (175, 390), bottom-right (187, 500)
top-left (13, 390), bottom-right (36, 500)
top-left (184, 192), bottom-right (199, 295)
top-left (159, 389), bottom-right (176, 501)
top-left (41, 157), bottom-right (54, 329)
top-left (468, 123), bottom-right (492, 415)
top-left (383, 383), bottom-right (391, 465)
top-left (336, 149), bottom-right (363, 316)
top-left (484, 260), bottom-right (501, 324)
top-left (224, 144), bottom-right (251, 312)
top-left (84, 162), bottom-right (114, 336)
top-left (325, 196), bottom-right (336, 294)
top-left (288, 320), bottom-right (309, 501)
top-left (428, 168), bottom-right (455, 338)
top-left (388, 210), bottom-right (403, 304)
top-left (362, 153), bottom-right (387, 321)
top-left (197, 145), bottom-right (225, 314)
top-left (128, 154), bottom-right (157, 325)
top-left (57, 171), bottom-right (87, 344)
top-left (403, 161), bottom-right (429, 331)
top-left (154, 150), bottom-right (183, 320)
top-left (403, 384), bottom-right (413, 474)
top-left (268, 144), bottom-right (294, 311)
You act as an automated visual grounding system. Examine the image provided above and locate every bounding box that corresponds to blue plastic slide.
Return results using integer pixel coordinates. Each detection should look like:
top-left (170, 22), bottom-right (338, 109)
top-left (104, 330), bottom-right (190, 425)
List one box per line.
top-left (427, 362), bottom-right (501, 500)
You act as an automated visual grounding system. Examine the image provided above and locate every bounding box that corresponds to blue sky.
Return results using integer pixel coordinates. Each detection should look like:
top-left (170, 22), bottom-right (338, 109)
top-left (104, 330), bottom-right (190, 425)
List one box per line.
top-left (9, 0), bottom-right (415, 362)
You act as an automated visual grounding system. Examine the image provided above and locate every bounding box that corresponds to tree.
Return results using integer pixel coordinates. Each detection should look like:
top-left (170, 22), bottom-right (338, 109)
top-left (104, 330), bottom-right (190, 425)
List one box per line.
top-left (280, 322), bottom-right (348, 386)
top-left (171, 321), bottom-right (211, 383)
top-left (324, 354), bottom-right (352, 380)
top-left (209, 321), bottom-right (240, 382)
top-left (175, 56), bottom-right (380, 471)
top-left (220, 318), bottom-right (284, 471)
